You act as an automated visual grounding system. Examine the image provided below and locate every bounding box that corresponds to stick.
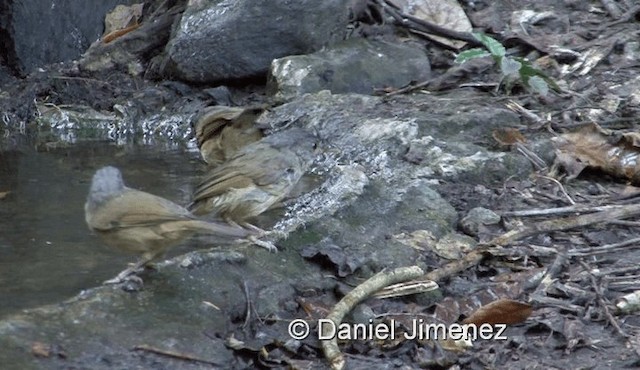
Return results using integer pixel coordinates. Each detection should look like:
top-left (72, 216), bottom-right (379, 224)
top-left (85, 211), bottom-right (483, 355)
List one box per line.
top-left (321, 266), bottom-right (424, 370)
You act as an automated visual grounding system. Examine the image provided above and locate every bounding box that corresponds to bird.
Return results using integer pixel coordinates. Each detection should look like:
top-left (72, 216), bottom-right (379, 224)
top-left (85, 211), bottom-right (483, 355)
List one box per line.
top-left (193, 105), bottom-right (267, 166)
top-left (85, 166), bottom-right (252, 284)
top-left (188, 128), bottom-right (318, 248)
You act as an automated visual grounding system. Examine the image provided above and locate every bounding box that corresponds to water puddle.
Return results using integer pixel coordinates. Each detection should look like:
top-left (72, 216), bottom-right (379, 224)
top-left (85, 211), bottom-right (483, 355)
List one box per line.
top-left (0, 141), bottom-right (205, 318)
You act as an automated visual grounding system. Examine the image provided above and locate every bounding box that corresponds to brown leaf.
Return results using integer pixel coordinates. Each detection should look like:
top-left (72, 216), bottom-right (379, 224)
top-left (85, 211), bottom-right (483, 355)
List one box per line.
top-left (0, 191), bottom-right (9, 200)
top-left (296, 297), bottom-right (331, 318)
top-left (552, 123), bottom-right (640, 183)
top-left (462, 298), bottom-right (532, 325)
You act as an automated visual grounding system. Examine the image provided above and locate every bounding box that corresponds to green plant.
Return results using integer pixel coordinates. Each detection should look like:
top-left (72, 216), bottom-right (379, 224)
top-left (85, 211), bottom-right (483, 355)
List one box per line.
top-left (454, 32), bottom-right (559, 96)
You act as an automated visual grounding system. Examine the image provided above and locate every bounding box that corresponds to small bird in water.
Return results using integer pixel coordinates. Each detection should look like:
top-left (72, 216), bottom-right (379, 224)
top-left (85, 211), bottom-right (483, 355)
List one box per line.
top-left (188, 128), bottom-right (318, 248)
top-left (85, 166), bottom-right (251, 284)
top-left (193, 105), bottom-right (267, 166)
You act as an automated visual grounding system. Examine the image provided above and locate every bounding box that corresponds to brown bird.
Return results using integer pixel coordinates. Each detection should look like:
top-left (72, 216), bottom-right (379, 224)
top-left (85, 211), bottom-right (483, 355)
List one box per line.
top-left (188, 128), bottom-right (318, 247)
top-left (85, 166), bottom-right (251, 284)
top-left (194, 105), bottom-right (267, 166)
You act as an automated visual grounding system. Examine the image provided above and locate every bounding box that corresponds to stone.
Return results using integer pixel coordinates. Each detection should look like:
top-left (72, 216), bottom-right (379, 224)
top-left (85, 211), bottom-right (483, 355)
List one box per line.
top-left (162, 0), bottom-right (350, 83)
top-left (267, 38), bottom-right (431, 100)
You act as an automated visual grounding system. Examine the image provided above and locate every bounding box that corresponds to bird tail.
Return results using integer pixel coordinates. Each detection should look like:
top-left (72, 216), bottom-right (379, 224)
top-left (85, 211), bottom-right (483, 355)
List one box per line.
top-left (188, 219), bottom-right (251, 238)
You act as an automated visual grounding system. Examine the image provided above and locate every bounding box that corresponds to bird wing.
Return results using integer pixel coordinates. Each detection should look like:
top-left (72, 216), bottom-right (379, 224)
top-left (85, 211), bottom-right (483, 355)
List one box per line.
top-left (192, 144), bottom-right (296, 201)
top-left (194, 106), bottom-right (245, 146)
top-left (89, 189), bottom-right (193, 231)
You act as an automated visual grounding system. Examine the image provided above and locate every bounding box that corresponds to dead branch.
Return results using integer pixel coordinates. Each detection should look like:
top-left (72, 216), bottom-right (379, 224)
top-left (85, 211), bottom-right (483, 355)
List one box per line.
top-left (568, 236), bottom-right (640, 257)
top-left (492, 203), bottom-right (640, 246)
top-left (322, 266), bottom-right (424, 370)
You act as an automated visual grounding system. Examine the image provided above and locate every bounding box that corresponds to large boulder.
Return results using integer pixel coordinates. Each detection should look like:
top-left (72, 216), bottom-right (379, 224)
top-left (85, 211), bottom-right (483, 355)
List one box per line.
top-left (160, 0), bottom-right (350, 83)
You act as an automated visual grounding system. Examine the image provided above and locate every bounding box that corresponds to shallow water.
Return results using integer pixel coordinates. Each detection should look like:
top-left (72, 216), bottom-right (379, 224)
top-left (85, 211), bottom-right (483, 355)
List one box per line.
top-left (0, 141), bottom-right (207, 318)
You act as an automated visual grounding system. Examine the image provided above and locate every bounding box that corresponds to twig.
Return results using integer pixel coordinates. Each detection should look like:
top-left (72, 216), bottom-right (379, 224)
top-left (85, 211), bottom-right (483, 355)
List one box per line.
top-left (506, 100), bottom-right (548, 127)
top-left (609, 220), bottom-right (640, 227)
top-left (491, 203), bottom-right (640, 246)
top-left (501, 204), bottom-right (625, 217)
top-left (608, 281), bottom-right (640, 292)
top-left (577, 260), bottom-right (629, 338)
top-left (592, 266), bottom-right (640, 278)
top-left (380, 79), bottom-right (433, 96)
top-left (243, 281), bottom-right (251, 328)
top-left (321, 266), bottom-right (424, 370)
top-left (133, 344), bottom-right (220, 366)
top-left (515, 142), bottom-right (548, 171)
top-left (528, 296), bottom-right (585, 315)
top-left (380, 0), bottom-right (480, 46)
top-left (600, 4), bottom-right (640, 28)
top-left (536, 175), bottom-right (575, 205)
top-left (529, 247), bottom-right (568, 296)
top-left (531, 189), bottom-right (572, 204)
top-left (568, 236), bottom-right (640, 257)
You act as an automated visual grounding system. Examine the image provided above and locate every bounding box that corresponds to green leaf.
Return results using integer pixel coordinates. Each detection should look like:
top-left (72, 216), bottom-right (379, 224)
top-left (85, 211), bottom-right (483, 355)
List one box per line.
top-left (527, 75), bottom-right (549, 96)
top-left (500, 57), bottom-right (522, 76)
top-left (472, 32), bottom-right (505, 58)
top-left (454, 48), bottom-right (491, 64)
top-left (513, 57), bottom-right (561, 91)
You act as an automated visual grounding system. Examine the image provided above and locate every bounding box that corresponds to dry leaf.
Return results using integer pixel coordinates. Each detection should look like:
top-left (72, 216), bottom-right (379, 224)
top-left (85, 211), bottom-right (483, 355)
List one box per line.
top-left (462, 298), bottom-right (532, 325)
top-left (104, 3), bottom-right (144, 35)
top-left (296, 297), bottom-right (331, 318)
top-left (553, 123), bottom-right (640, 183)
top-left (102, 3), bottom-right (144, 43)
top-left (392, 0), bottom-right (472, 49)
top-left (0, 191), bottom-right (9, 200)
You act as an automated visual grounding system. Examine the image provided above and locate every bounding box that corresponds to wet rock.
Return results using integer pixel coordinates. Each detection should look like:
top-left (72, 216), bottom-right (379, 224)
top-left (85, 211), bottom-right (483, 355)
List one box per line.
top-left (161, 0), bottom-right (350, 83)
top-left (267, 38), bottom-right (431, 100)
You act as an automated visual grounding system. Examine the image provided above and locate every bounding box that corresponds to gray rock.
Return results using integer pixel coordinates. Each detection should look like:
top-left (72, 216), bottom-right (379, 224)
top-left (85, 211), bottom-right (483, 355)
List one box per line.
top-left (460, 207), bottom-right (501, 236)
top-left (267, 38), bottom-right (431, 100)
top-left (162, 0), bottom-right (350, 83)
top-left (0, 0), bottom-right (137, 75)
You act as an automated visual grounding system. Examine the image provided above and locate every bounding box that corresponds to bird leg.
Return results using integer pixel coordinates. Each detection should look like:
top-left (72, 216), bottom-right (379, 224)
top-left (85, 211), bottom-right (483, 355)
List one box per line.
top-left (246, 235), bottom-right (278, 252)
top-left (226, 219), bottom-right (278, 252)
top-left (103, 258), bottom-right (150, 285)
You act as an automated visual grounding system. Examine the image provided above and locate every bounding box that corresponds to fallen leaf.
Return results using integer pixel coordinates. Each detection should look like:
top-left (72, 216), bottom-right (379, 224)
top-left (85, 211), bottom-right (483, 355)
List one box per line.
top-left (553, 123), bottom-right (640, 183)
top-left (462, 298), bottom-right (532, 325)
top-left (392, 0), bottom-right (472, 49)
